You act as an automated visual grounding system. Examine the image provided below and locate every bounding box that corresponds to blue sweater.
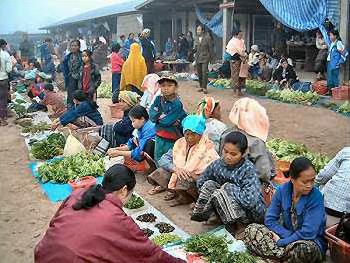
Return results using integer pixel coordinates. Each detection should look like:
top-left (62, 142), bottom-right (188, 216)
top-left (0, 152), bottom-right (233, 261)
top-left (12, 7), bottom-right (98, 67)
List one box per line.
top-left (127, 120), bottom-right (156, 162)
top-left (265, 181), bottom-right (327, 254)
top-left (60, 101), bottom-right (103, 126)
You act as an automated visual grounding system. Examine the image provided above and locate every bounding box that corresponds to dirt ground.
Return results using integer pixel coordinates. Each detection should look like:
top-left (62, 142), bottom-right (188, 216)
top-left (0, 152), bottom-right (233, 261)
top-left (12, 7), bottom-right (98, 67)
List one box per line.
top-left (0, 72), bottom-right (349, 262)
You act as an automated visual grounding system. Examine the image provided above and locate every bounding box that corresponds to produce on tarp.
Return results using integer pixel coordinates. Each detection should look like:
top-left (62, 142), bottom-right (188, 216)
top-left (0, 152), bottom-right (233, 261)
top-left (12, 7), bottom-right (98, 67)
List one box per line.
top-left (136, 213), bottom-right (157, 223)
top-left (30, 133), bottom-right (66, 160)
top-left (142, 228), bottom-right (154, 237)
top-left (209, 78), bottom-right (231, 89)
top-left (267, 138), bottom-right (330, 173)
top-left (155, 222), bottom-right (175, 233)
top-left (124, 194), bottom-right (145, 209)
top-left (266, 89), bottom-right (320, 105)
top-left (38, 152), bottom-right (105, 183)
top-left (245, 80), bottom-right (267, 96)
top-left (22, 122), bottom-right (51, 134)
top-left (97, 82), bottom-right (112, 98)
top-left (337, 101), bottom-right (350, 114)
top-left (152, 233), bottom-right (181, 247)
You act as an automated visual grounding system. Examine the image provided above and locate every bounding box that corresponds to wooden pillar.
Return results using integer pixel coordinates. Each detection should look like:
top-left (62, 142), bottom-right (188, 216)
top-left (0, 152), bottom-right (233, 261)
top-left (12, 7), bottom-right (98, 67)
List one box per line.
top-left (222, 0), bottom-right (233, 58)
top-left (339, 0), bottom-right (349, 82)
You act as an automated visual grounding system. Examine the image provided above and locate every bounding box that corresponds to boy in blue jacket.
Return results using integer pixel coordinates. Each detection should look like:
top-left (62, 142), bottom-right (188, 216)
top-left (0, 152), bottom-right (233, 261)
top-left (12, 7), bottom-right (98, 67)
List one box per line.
top-left (107, 105), bottom-right (156, 163)
top-left (149, 75), bottom-right (187, 164)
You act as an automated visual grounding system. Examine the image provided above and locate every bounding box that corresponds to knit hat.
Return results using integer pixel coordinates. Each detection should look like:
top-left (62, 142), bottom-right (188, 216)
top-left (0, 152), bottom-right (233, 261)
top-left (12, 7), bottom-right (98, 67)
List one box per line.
top-left (182, 115), bottom-right (206, 135)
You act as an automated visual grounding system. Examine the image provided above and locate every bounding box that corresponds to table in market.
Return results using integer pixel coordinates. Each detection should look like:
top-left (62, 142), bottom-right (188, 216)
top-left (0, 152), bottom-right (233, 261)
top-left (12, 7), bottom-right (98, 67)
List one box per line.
top-left (162, 60), bottom-right (191, 72)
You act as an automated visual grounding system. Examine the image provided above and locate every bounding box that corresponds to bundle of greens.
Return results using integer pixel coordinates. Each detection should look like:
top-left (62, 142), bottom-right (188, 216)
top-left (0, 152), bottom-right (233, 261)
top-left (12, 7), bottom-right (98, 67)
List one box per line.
top-left (266, 89), bottom-right (320, 105)
top-left (221, 252), bottom-right (257, 263)
top-left (245, 80), bottom-right (268, 96)
top-left (22, 122), bottom-right (51, 134)
top-left (30, 133), bottom-right (66, 160)
top-left (97, 82), bottom-right (113, 98)
top-left (124, 194), bottom-right (145, 209)
top-left (337, 101), bottom-right (350, 114)
top-left (38, 152), bottom-right (105, 183)
top-left (210, 79), bottom-right (231, 89)
top-left (267, 138), bottom-right (330, 173)
top-left (152, 233), bottom-right (181, 247)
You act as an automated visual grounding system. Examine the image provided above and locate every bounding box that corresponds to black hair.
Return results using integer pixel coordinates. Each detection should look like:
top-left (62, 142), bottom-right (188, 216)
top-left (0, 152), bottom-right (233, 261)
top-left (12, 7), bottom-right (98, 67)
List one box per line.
top-left (234, 30), bottom-right (242, 37)
top-left (71, 39), bottom-right (81, 47)
top-left (73, 90), bottom-right (88, 102)
top-left (223, 131), bottom-right (248, 154)
top-left (129, 105), bottom-right (149, 120)
top-left (27, 90), bottom-right (34, 99)
top-left (82, 49), bottom-right (93, 58)
top-left (73, 164), bottom-right (136, 210)
top-left (196, 24), bottom-right (205, 32)
top-left (158, 78), bottom-right (178, 86)
top-left (34, 61), bottom-right (42, 71)
top-left (44, 83), bottom-right (54, 91)
top-left (329, 29), bottom-right (341, 41)
top-left (111, 43), bottom-right (121, 53)
top-left (289, 157), bottom-right (315, 179)
top-left (128, 32), bottom-right (135, 38)
top-left (0, 39), bottom-right (7, 47)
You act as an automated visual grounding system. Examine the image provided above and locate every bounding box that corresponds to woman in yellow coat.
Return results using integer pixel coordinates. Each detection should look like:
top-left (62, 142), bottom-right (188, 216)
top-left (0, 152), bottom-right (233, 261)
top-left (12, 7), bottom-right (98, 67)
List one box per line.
top-left (120, 43), bottom-right (148, 97)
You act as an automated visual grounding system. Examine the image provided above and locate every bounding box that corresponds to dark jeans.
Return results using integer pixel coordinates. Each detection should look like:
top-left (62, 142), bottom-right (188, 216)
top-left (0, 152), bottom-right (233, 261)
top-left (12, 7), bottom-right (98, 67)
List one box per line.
top-left (112, 72), bottom-right (121, 103)
top-left (66, 76), bottom-right (79, 108)
top-left (196, 62), bottom-right (209, 90)
top-left (145, 58), bottom-right (155, 74)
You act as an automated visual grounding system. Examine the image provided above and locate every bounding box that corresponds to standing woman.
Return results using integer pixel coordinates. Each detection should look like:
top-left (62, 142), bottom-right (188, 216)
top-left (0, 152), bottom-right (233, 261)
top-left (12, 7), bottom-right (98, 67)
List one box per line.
top-left (0, 39), bottom-right (13, 126)
top-left (120, 43), bottom-right (148, 97)
top-left (140, 29), bottom-right (157, 74)
top-left (314, 31), bottom-right (328, 80)
top-left (62, 40), bottom-right (83, 108)
top-left (80, 49), bottom-right (101, 101)
top-left (226, 30), bottom-right (246, 96)
top-left (194, 25), bottom-right (214, 94)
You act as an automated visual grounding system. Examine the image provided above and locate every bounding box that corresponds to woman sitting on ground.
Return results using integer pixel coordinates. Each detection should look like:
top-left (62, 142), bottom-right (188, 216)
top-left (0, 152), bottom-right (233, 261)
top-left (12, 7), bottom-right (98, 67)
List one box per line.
top-left (272, 58), bottom-right (298, 88)
top-left (99, 91), bottom-right (140, 149)
top-left (315, 147), bottom-right (350, 217)
top-left (221, 98), bottom-right (275, 183)
top-left (196, 96), bottom-right (227, 153)
top-left (148, 115), bottom-right (219, 207)
top-left (107, 105), bottom-right (156, 168)
top-left (35, 164), bottom-right (184, 263)
top-left (191, 131), bottom-right (266, 234)
top-left (51, 90), bottom-right (103, 130)
top-left (243, 157), bottom-right (326, 263)
top-left (39, 83), bottom-right (66, 118)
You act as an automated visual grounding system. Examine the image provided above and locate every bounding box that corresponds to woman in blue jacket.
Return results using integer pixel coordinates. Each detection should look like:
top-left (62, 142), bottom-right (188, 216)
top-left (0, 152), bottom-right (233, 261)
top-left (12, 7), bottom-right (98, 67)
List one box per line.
top-left (243, 157), bottom-right (326, 263)
top-left (51, 90), bottom-right (103, 130)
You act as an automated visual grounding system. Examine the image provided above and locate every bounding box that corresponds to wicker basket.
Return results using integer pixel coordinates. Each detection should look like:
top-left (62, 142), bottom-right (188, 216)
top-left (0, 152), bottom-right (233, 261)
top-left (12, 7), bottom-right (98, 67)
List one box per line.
top-left (109, 103), bottom-right (124, 119)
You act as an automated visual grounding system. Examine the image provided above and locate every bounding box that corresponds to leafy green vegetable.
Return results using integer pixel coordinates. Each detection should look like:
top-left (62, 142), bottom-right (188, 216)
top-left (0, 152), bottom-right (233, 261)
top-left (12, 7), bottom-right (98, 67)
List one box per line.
top-left (30, 133), bottom-right (66, 160)
top-left (9, 103), bottom-right (28, 118)
top-left (221, 251), bottom-right (257, 263)
top-left (210, 78), bottom-right (231, 89)
top-left (124, 194), bottom-right (145, 209)
top-left (97, 82), bottom-right (113, 98)
top-left (38, 152), bottom-right (105, 183)
top-left (152, 233), bottom-right (181, 247)
top-left (266, 89), bottom-right (320, 105)
top-left (337, 101), bottom-right (350, 114)
top-left (246, 80), bottom-right (267, 96)
top-left (22, 122), bottom-right (51, 134)
top-left (15, 99), bottom-right (27, 104)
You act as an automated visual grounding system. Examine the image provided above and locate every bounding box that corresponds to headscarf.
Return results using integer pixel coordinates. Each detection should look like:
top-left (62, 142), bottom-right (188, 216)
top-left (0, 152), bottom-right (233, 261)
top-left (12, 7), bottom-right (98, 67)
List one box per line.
top-left (119, 91), bottom-right (140, 108)
top-left (141, 73), bottom-right (160, 97)
top-left (226, 36), bottom-right (246, 57)
top-left (25, 70), bottom-right (37, 80)
top-left (196, 96), bottom-right (219, 119)
top-left (251, 45), bottom-right (259, 52)
top-left (229, 98), bottom-right (270, 142)
top-left (120, 43), bottom-right (148, 92)
top-left (182, 115), bottom-right (206, 135)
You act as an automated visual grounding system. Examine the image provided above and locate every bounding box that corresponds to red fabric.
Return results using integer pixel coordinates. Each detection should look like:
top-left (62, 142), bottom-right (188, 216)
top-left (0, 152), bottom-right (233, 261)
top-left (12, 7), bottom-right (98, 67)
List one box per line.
top-left (156, 130), bottom-right (178, 141)
top-left (41, 91), bottom-right (66, 118)
top-left (34, 189), bottom-right (184, 263)
top-left (82, 65), bottom-right (91, 93)
top-left (30, 83), bottom-right (44, 97)
top-left (111, 52), bottom-right (124, 73)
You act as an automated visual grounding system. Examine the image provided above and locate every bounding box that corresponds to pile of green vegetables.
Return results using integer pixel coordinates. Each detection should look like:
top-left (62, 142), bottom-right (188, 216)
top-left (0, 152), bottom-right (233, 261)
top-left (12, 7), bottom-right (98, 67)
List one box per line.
top-left (337, 101), bottom-right (350, 114)
top-left (97, 82), bottom-right (113, 98)
top-left (30, 133), bottom-right (66, 160)
top-left (210, 79), bottom-right (231, 89)
top-left (245, 80), bottom-right (268, 96)
top-left (124, 194), bottom-right (145, 209)
top-left (22, 122), bottom-right (51, 134)
top-left (267, 138), bottom-right (330, 173)
top-left (184, 233), bottom-right (257, 263)
top-left (38, 152), bottom-right (105, 183)
top-left (9, 99), bottom-right (28, 119)
top-left (152, 233), bottom-right (181, 247)
top-left (266, 89), bottom-right (320, 105)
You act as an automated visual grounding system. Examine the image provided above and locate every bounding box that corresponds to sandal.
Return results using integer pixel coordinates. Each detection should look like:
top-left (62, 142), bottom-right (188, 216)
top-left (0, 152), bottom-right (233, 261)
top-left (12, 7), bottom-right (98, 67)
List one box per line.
top-left (164, 192), bottom-right (177, 201)
top-left (148, 186), bottom-right (165, 195)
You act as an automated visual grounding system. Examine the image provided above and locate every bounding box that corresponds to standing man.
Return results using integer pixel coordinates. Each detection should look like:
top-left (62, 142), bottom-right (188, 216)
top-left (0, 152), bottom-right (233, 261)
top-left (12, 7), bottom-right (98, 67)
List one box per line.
top-left (19, 33), bottom-right (34, 61)
top-left (41, 38), bottom-right (56, 80)
top-left (140, 29), bottom-right (156, 74)
top-left (194, 25), bottom-right (214, 94)
top-left (0, 39), bottom-right (13, 126)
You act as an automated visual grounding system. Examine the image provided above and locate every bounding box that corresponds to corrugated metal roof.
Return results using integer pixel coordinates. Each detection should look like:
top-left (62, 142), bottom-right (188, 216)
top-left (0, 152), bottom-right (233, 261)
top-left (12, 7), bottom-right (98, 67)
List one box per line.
top-left (41, 0), bottom-right (145, 29)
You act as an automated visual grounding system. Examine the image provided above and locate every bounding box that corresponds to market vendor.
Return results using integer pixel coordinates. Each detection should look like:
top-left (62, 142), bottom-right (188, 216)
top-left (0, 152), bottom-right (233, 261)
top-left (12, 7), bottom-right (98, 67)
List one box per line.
top-left (148, 115), bottom-right (219, 207)
top-left (51, 90), bottom-right (103, 130)
top-left (39, 83), bottom-right (66, 118)
top-left (191, 131), bottom-right (266, 233)
top-left (99, 91), bottom-right (140, 148)
top-left (315, 147), bottom-right (350, 217)
top-left (243, 157), bottom-right (326, 263)
top-left (35, 164), bottom-right (185, 263)
top-left (221, 98), bottom-right (275, 183)
top-left (107, 105), bottom-right (156, 164)
top-left (196, 96), bottom-right (227, 153)
top-left (272, 58), bottom-right (298, 88)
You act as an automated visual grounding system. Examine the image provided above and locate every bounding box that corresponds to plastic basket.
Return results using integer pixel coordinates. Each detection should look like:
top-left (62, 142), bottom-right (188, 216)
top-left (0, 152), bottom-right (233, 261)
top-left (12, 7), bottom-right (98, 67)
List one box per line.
top-left (312, 81), bottom-right (328, 95)
top-left (109, 103), bottom-right (124, 119)
top-left (68, 176), bottom-right (97, 190)
top-left (325, 224), bottom-right (350, 263)
top-left (124, 157), bottom-right (147, 172)
top-left (332, 86), bottom-right (350, 100)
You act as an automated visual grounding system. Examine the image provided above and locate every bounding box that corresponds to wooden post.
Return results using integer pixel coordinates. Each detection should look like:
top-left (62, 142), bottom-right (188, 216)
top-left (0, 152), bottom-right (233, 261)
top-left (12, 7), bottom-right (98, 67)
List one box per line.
top-left (339, 0), bottom-right (349, 82)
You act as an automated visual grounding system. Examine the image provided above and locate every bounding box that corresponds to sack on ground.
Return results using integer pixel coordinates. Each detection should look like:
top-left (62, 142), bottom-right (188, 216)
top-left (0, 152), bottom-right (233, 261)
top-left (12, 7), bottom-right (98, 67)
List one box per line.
top-left (63, 134), bottom-right (86, 157)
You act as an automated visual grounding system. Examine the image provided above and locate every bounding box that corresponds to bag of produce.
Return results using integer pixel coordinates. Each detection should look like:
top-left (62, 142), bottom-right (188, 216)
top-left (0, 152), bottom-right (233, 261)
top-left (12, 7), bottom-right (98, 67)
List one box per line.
top-left (63, 134), bottom-right (86, 157)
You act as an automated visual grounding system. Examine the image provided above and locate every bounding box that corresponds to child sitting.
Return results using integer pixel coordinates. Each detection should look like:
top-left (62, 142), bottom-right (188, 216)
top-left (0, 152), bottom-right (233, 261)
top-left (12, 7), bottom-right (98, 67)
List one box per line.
top-left (107, 105), bottom-right (156, 165)
top-left (191, 131), bottom-right (266, 234)
top-left (39, 83), bottom-right (66, 118)
top-left (149, 75), bottom-right (187, 163)
top-left (110, 44), bottom-right (124, 103)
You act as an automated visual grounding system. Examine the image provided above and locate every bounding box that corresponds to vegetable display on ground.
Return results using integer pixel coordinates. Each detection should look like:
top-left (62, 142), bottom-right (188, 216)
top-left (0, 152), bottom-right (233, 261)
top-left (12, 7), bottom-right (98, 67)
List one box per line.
top-left (30, 133), bottom-right (66, 160)
top-left (245, 80), bottom-right (268, 96)
top-left (124, 194), bottom-right (145, 209)
top-left (337, 101), bottom-right (350, 114)
top-left (152, 233), bottom-right (181, 247)
top-left (97, 82), bottom-right (112, 98)
top-left (22, 122), bottom-right (51, 134)
top-left (142, 228), bottom-right (154, 237)
top-left (155, 222), bottom-right (175, 233)
top-left (136, 213), bottom-right (157, 223)
top-left (210, 79), bottom-right (231, 89)
top-left (37, 152), bottom-right (105, 183)
top-left (266, 89), bottom-right (320, 105)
